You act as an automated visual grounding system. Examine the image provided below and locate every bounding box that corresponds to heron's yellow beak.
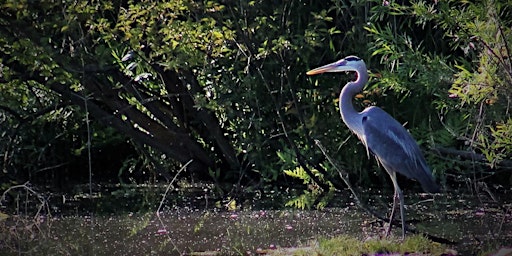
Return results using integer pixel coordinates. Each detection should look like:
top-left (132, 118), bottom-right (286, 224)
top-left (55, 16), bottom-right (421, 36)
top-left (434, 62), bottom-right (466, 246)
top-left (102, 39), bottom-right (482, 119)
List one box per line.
top-left (306, 62), bottom-right (338, 75)
top-left (306, 60), bottom-right (352, 75)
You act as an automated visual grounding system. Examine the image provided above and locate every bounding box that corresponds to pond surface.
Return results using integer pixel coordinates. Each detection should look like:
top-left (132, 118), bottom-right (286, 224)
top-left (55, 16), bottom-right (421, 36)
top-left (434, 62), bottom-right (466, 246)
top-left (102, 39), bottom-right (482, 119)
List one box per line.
top-left (2, 208), bottom-right (364, 255)
top-left (1, 185), bottom-right (511, 255)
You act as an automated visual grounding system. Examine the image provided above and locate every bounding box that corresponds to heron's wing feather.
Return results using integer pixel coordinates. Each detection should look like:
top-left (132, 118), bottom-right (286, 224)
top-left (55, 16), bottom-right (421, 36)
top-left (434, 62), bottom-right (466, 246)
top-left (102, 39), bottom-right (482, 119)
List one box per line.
top-left (361, 107), bottom-right (439, 193)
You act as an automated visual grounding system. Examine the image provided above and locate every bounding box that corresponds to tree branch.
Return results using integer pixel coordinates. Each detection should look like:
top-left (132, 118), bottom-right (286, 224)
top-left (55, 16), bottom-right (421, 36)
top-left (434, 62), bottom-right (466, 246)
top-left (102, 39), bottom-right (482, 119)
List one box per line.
top-left (433, 147), bottom-right (512, 168)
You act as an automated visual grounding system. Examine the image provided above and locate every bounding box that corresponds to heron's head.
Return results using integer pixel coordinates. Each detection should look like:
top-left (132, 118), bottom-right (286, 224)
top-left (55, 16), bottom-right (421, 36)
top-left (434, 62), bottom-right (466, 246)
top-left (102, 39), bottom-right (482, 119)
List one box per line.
top-left (306, 56), bottom-right (366, 75)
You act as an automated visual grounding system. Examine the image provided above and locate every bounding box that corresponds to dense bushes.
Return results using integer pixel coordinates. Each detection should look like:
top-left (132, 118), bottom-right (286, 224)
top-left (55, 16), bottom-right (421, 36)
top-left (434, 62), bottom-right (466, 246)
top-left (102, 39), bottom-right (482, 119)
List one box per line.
top-left (0, 0), bottom-right (510, 205)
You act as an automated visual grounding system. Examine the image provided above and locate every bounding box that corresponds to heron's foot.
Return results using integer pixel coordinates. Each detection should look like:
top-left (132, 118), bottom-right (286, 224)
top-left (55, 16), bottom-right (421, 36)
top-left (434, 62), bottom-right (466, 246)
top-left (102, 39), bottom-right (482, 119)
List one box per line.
top-left (383, 221), bottom-right (407, 240)
top-left (384, 222), bottom-right (392, 238)
top-left (386, 198), bottom-right (398, 238)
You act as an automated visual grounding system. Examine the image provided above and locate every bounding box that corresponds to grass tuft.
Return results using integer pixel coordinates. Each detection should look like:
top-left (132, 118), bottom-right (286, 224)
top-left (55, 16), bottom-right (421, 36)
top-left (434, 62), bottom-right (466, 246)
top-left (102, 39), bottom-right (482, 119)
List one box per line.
top-left (271, 235), bottom-right (448, 255)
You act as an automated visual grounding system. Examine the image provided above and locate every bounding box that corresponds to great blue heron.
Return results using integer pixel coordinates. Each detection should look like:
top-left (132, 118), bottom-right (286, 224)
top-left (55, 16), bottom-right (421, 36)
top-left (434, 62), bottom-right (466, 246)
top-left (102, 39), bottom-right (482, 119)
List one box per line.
top-left (307, 56), bottom-right (440, 238)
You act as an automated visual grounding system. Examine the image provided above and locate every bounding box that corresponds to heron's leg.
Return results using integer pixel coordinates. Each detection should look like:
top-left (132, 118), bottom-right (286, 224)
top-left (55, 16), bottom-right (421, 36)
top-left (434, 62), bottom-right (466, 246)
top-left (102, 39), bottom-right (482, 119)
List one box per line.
top-left (386, 172), bottom-right (405, 239)
top-left (397, 185), bottom-right (405, 239)
top-left (389, 171), bottom-right (406, 239)
top-left (385, 172), bottom-right (398, 237)
top-left (385, 187), bottom-right (398, 237)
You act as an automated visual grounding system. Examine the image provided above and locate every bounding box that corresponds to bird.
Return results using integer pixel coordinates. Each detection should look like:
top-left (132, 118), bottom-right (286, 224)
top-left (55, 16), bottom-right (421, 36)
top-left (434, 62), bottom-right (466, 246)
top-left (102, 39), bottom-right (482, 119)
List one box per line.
top-left (306, 56), bottom-right (440, 238)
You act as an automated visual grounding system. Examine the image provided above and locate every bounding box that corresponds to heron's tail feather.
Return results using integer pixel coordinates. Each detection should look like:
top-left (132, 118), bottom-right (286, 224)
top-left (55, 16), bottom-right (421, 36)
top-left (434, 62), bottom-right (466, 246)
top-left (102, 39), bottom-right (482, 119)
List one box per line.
top-left (420, 178), bottom-right (440, 193)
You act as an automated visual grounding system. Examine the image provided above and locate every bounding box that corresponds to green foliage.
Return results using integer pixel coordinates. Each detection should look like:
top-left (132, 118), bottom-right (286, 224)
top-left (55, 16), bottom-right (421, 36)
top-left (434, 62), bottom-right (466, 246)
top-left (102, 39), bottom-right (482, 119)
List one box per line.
top-left (279, 147), bottom-right (335, 209)
top-left (0, 82), bottom-right (86, 184)
top-left (362, 0), bottom-right (512, 186)
top-left (283, 166), bottom-right (330, 210)
top-left (414, 0), bottom-right (512, 171)
top-left (284, 190), bottom-right (315, 210)
top-left (1, 0), bottom-right (511, 201)
top-left (283, 167), bottom-right (311, 184)
top-left (479, 119), bottom-right (512, 166)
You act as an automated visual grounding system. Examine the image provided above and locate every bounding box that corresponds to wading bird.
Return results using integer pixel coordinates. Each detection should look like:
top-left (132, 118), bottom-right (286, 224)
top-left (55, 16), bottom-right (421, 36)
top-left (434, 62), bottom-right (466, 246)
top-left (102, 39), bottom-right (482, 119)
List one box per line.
top-left (307, 56), bottom-right (440, 238)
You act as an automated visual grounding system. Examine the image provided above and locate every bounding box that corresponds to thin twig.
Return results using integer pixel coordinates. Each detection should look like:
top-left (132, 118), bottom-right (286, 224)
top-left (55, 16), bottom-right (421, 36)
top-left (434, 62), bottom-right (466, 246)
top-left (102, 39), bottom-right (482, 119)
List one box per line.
top-left (315, 140), bottom-right (377, 215)
top-left (155, 159), bottom-right (193, 254)
top-left (0, 182), bottom-right (51, 221)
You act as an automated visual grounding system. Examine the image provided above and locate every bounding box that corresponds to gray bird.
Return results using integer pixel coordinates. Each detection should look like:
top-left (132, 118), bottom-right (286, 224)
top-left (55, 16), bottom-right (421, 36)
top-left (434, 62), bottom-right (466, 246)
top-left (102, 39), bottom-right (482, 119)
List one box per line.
top-left (307, 56), bottom-right (440, 238)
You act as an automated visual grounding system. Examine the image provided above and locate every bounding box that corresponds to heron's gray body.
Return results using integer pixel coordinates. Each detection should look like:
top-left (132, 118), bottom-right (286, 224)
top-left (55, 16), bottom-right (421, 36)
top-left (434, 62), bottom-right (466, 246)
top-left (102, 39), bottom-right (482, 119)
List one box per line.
top-left (360, 106), bottom-right (440, 193)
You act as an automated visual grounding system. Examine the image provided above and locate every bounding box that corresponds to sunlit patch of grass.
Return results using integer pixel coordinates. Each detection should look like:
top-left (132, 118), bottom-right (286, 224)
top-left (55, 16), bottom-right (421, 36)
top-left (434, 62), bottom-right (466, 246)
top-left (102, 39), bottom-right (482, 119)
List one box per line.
top-left (317, 236), bottom-right (363, 254)
top-left (399, 235), bottom-right (447, 254)
top-left (270, 235), bottom-right (448, 255)
top-left (323, 235), bottom-right (447, 255)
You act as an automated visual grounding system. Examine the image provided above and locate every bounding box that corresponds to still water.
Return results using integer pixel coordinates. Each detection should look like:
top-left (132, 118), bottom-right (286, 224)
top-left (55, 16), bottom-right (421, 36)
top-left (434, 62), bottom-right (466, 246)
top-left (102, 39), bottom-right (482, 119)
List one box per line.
top-left (1, 186), bottom-right (511, 255)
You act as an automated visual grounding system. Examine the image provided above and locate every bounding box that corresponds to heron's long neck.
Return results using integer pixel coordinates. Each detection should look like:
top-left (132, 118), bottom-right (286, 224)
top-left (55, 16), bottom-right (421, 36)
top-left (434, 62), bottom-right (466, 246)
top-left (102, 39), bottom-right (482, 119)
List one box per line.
top-left (339, 70), bottom-right (368, 134)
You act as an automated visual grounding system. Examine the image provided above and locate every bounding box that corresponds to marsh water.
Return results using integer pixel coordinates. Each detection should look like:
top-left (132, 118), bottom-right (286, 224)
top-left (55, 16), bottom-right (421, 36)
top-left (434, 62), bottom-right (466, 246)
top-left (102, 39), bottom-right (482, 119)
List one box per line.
top-left (1, 184), bottom-right (511, 255)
